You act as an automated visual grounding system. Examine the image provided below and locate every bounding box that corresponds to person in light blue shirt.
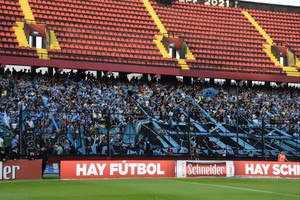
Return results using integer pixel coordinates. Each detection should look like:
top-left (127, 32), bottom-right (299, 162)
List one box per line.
top-left (10, 135), bottom-right (18, 149)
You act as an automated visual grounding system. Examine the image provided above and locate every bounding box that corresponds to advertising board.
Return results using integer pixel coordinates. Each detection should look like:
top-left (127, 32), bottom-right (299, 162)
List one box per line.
top-left (176, 160), bottom-right (235, 177)
top-left (176, 160), bottom-right (300, 178)
top-left (234, 161), bottom-right (300, 178)
top-left (0, 160), bottom-right (42, 181)
top-left (44, 163), bottom-right (60, 174)
top-left (60, 160), bottom-right (176, 179)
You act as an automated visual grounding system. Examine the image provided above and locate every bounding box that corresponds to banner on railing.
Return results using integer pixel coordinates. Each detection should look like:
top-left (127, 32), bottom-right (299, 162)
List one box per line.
top-left (0, 160), bottom-right (42, 181)
top-left (60, 160), bottom-right (176, 179)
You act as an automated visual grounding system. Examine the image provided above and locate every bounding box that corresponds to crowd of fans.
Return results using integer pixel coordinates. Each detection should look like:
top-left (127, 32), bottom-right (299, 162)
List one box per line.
top-left (0, 68), bottom-right (299, 159)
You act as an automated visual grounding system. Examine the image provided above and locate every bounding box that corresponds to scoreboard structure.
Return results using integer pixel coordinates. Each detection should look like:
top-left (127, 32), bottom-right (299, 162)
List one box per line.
top-left (178, 0), bottom-right (300, 13)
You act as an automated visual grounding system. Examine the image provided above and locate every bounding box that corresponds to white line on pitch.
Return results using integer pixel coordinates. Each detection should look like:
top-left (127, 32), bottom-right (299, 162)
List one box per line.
top-left (163, 179), bottom-right (299, 198)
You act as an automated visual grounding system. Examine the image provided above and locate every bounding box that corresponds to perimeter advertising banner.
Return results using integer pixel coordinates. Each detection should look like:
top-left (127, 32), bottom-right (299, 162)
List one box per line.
top-left (176, 160), bottom-right (300, 178)
top-left (0, 159), bottom-right (42, 181)
top-left (60, 160), bottom-right (176, 179)
top-left (234, 161), bottom-right (300, 178)
top-left (44, 163), bottom-right (60, 174)
top-left (176, 160), bottom-right (235, 177)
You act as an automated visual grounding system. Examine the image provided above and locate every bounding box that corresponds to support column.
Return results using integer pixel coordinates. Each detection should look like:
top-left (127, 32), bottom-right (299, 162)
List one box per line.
top-left (248, 80), bottom-right (253, 87)
top-left (265, 81), bottom-right (271, 87)
top-left (76, 69), bottom-right (86, 81)
top-left (48, 67), bottom-right (54, 78)
top-left (142, 74), bottom-right (149, 82)
top-left (160, 75), bottom-right (177, 84)
top-left (119, 72), bottom-right (128, 82)
top-left (209, 78), bottom-right (214, 85)
top-left (0, 64), bottom-right (4, 75)
top-left (97, 71), bottom-right (102, 80)
top-left (31, 66), bottom-right (36, 74)
top-left (225, 79), bottom-right (231, 86)
top-left (183, 76), bottom-right (191, 85)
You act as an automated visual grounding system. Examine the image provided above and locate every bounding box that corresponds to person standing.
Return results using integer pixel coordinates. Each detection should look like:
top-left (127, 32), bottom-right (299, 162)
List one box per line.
top-left (38, 147), bottom-right (48, 177)
top-left (0, 136), bottom-right (4, 149)
top-left (11, 135), bottom-right (18, 149)
top-left (4, 133), bottom-right (11, 156)
top-left (144, 138), bottom-right (152, 155)
top-left (10, 147), bottom-right (20, 160)
top-left (0, 147), bottom-right (7, 161)
top-left (278, 151), bottom-right (289, 162)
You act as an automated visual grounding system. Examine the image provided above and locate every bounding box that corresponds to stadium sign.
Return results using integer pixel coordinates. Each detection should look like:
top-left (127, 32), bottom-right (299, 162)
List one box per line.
top-left (179, 0), bottom-right (232, 7)
top-left (0, 162), bottom-right (20, 180)
top-left (60, 160), bottom-right (176, 179)
top-left (0, 160), bottom-right (42, 181)
top-left (179, 0), bottom-right (300, 7)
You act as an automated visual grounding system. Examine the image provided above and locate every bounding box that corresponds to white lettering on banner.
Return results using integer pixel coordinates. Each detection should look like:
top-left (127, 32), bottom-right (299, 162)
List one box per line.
top-left (76, 164), bottom-right (86, 176)
top-left (273, 164), bottom-right (300, 176)
top-left (129, 163), bottom-right (137, 175)
top-left (0, 162), bottom-right (21, 180)
top-left (76, 163), bottom-right (107, 176)
top-left (110, 162), bottom-right (165, 176)
top-left (87, 164), bottom-right (98, 176)
top-left (137, 163), bottom-right (146, 175)
top-left (187, 164), bottom-right (225, 176)
top-left (245, 164), bottom-right (270, 175)
top-left (110, 163), bottom-right (118, 175)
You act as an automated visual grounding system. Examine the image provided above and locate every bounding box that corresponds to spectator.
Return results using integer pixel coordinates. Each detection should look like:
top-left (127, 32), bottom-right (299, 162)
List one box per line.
top-left (293, 132), bottom-right (299, 138)
top-left (153, 147), bottom-right (163, 155)
top-left (64, 138), bottom-right (70, 155)
top-left (278, 151), bottom-right (289, 162)
top-left (135, 138), bottom-right (144, 155)
top-left (26, 149), bottom-right (36, 160)
top-left (38, 147), bottom-right (48, 177)
top-left (144, 138), bottom-right (152, 155)
top-left (0, 68), bottom-right (299, 158)
top-left (55, 144), bottom-right (64, 155)
top-left (248, 151), bottom-right (254, 157)
top-left (221, 148), bottom-right (226, 157)
top-left (11, 135), bottom-right (18, 149)
top-left (0, 148), bottom-right (7, 161)
top-left (4, 133), bottom-right (11, 156)
top-left (0, 136), bottom-right (4, 149)
top-left (166, 148), bottom-right (173, 156)
top-left (10, 147), bottom-right (19, 160)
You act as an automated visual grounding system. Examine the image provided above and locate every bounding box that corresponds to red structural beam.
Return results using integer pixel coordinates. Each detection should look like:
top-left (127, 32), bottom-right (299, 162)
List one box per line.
top-left (0, 55), bottom-right (299, 83)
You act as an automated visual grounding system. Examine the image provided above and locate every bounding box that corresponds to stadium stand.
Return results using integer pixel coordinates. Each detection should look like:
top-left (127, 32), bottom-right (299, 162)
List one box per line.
top-left (0, 0), bottom-right (299, 81)
top-left (151, 1), bottom-right (283, 74)
top-left (28, 0), bottom-right (180, 67)
top-left (0, 69), bottom-right (299, 159)
top-left (0, 0), bottom-right (39, 58)
top-left (249, 9), bottom-right (300, 55)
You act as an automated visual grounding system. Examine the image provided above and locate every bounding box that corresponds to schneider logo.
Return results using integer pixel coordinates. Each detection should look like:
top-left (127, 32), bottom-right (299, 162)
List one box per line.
top-left (187, 164), bottom-right (225, 176)
top-left (0, 162), bottom-right (21, 180)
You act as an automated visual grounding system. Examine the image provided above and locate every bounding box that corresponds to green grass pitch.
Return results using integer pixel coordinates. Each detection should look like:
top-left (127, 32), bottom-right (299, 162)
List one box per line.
top-left (0, 176), bottom-right (299, 200)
